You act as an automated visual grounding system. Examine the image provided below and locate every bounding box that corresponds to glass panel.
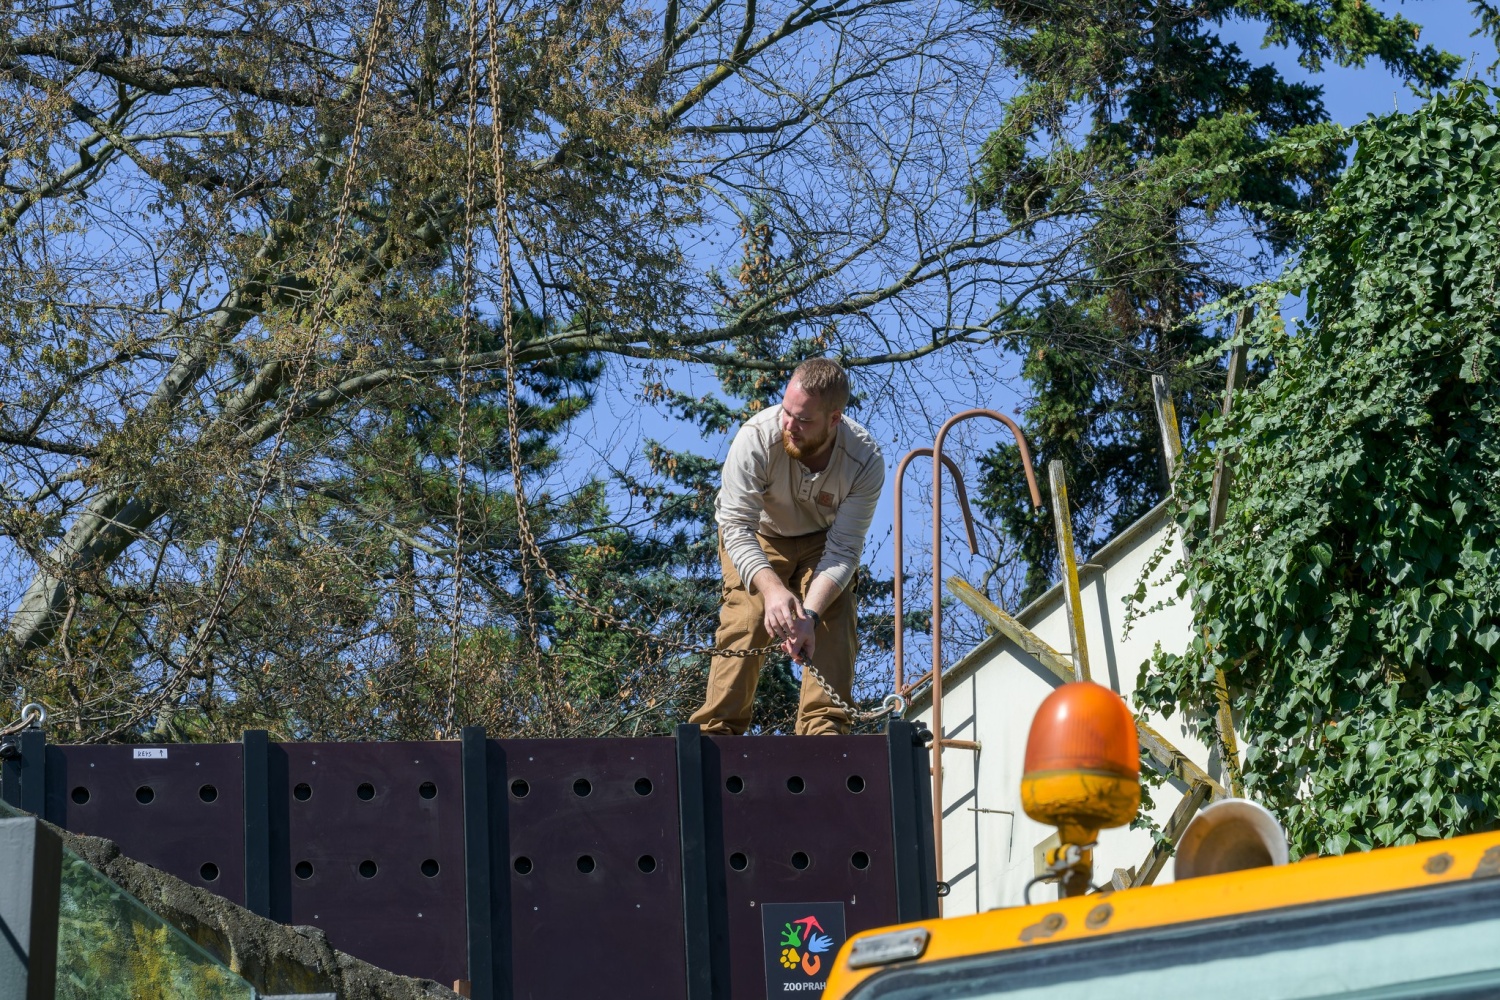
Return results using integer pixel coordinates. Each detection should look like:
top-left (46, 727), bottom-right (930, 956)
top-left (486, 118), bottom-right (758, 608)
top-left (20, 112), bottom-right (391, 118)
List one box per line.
top-left (0, 795), bottom-right (255, 999)
top-left (54, 848), bottom-right (257, 1000)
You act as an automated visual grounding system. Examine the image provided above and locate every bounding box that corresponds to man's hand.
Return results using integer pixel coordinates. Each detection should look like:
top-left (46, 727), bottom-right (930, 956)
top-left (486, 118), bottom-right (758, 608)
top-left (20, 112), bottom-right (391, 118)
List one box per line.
top-left (781, 615), bottom-right (816, 664)
top-left (754, 570), bottom-right (803, 639)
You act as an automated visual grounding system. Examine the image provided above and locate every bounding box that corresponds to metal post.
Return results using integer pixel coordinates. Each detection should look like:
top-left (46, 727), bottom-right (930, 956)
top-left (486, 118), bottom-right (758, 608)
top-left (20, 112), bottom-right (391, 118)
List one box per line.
top-left (243, 730), bottom-right (272, 918)
top-left (1048, 460), bottom-right (1091, 682)
top-left (0, 747), bottom-right (18, 808)
top-left (675, 724), bottom-right (716, 1000)
top-left (18, 729), bottom-right (46, 819)
top-left (462, 726), bottom-right (506, 1000)
top-left (0, 815), bottom-right (62, 1000)
top-left (886, 721), bottom-right (928, 922)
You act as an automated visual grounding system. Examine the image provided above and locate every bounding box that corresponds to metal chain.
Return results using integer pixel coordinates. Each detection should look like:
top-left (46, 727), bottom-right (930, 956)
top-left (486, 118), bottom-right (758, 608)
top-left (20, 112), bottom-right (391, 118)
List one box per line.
top-left (478, 8), bottom-right (769, 660)
top-left (481, 0), bottom-right (551, 726)
top-left (91, 1), bottom-right (393, 742)
top-left (440, 0), bottom-right (486, 740)
top-left (477, 8), bottom-right (894, 725)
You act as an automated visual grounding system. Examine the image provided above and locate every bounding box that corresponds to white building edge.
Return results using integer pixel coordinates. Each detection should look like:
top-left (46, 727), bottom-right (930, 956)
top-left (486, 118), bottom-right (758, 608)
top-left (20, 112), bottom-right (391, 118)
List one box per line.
top-left (908, 499), bottom-right (1234, 915)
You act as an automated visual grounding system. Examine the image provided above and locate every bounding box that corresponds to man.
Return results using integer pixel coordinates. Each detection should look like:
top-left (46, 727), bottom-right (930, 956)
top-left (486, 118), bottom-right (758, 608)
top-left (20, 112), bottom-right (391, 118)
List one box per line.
top-left (689, 358), bottom-right (885, 735)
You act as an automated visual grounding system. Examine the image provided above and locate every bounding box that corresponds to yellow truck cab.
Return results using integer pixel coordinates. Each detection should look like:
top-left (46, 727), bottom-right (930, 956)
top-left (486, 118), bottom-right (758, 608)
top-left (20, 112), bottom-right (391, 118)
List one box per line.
top-left (823, 683), bottom-right (1500, 1000)
top-left (825, 828), bottom-right (1500, 999)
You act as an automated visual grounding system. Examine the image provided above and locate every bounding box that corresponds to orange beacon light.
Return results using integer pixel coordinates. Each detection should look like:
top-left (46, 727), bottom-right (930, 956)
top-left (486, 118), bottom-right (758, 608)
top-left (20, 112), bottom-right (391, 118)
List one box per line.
top-left (1020, 681), bottom-right (1141, 896)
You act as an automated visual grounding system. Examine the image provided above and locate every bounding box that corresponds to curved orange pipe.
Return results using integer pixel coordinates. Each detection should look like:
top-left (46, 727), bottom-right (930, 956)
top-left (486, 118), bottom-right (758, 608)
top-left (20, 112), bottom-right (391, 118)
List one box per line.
top-left (930, 410), bottom-right (1042, 908)
top-left (892, 448), bottom-right (977, 695)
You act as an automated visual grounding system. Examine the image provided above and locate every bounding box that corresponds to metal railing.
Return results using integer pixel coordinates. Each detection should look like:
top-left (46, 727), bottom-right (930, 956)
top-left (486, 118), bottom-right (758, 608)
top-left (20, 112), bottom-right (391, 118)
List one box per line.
top-left (890, 410), bottom-right (1042, 906)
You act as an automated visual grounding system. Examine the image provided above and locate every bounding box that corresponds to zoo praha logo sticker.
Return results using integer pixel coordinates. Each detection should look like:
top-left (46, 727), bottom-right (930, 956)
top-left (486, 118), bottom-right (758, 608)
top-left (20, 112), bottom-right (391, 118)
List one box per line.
top-left (779, 915), bottom-right (834, 975)
top-left (762, 901), bottom-right (846, 997)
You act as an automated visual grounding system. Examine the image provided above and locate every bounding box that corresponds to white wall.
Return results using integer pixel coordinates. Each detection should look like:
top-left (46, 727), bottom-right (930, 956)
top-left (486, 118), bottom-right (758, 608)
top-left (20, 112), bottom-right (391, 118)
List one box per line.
top-left (910, 502), bottom-right (1226, 913)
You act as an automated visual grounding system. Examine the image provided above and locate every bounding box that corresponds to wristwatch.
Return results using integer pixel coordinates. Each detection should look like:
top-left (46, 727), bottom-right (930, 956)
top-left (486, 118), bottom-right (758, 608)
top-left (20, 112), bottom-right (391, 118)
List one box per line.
top-left (805, 609), bottom-right (822, 627)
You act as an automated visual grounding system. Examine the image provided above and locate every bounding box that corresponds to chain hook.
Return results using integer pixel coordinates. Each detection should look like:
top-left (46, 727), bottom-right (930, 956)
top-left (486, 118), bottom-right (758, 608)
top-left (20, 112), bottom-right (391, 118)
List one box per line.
top-left (0, 702), bottom-right (46, 741)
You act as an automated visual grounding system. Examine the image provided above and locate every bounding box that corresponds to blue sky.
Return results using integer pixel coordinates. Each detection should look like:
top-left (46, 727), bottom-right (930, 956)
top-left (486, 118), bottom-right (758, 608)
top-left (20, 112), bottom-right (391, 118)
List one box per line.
top-left (1224, 2), bottom-right (1492, 122)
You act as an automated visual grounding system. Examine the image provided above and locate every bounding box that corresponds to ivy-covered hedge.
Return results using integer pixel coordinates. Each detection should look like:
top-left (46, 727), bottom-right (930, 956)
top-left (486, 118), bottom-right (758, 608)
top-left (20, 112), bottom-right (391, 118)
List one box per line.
top-left (1140, 85), bottom-right (1500, 858)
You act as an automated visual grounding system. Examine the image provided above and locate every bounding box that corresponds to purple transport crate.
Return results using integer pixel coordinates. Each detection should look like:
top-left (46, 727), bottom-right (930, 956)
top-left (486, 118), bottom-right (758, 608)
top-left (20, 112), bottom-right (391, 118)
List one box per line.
top-left (2, 722), bottom-right (935, 1000)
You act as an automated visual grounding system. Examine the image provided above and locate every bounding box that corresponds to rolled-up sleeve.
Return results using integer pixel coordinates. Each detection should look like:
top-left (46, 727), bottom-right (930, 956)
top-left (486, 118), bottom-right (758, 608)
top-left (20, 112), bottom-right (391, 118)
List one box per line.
top-left (813, 448), bottom-right (885, 592)
top-left (716, 422), bottom-right (774, 591)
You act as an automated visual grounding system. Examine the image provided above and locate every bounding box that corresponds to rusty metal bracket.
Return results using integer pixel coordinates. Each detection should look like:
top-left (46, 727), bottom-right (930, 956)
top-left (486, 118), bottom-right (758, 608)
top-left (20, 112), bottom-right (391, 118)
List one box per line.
top-left (924, 410), bottom-right (1042, 914)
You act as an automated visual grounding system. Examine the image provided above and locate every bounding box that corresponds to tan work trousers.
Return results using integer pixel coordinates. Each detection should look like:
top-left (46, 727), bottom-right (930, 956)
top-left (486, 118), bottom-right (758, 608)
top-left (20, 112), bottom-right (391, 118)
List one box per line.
top-left (689, 530), bottom-right (858, 735)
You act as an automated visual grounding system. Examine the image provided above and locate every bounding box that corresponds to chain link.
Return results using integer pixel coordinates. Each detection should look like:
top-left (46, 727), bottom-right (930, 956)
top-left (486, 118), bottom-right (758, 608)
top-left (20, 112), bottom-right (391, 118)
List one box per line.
top-left (440, 0), bottom-right (487, 741)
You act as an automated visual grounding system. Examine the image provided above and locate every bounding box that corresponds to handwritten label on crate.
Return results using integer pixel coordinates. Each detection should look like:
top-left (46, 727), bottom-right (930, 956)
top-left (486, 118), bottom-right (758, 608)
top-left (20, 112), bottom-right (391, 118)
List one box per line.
top-left (133, 748), bottom-right (168, 760)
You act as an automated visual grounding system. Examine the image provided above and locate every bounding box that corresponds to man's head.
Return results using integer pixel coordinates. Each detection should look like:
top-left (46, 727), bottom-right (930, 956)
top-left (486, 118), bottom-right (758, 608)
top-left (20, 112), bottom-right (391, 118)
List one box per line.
top-left (781, 358), bottom-right (849, 461)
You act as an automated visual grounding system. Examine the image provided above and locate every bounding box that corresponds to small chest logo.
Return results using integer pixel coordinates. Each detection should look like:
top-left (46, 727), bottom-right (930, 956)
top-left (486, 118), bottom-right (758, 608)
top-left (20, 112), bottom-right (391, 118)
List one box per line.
top-left (816, 491), bottom-right (835, 508)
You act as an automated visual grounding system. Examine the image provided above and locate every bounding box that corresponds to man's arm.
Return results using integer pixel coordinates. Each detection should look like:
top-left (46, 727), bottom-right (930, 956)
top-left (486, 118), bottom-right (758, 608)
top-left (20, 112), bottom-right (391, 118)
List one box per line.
top-left (783, 449), bottom-right (885, 662)
top-left (718, 420), bottom-right (806, 639)
top-left (810, 449), bottom-right (885, 598)
top-left (717, 422), bottom-right (774, 588)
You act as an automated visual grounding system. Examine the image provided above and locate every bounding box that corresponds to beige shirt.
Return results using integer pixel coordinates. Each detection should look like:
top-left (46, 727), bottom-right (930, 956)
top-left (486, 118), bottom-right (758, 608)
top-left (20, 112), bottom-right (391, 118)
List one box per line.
top-left (716, 404), bottom-right (885, 593)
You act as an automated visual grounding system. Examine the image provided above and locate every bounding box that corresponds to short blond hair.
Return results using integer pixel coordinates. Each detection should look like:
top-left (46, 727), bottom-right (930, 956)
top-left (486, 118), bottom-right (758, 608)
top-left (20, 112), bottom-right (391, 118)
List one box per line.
top-left (790, 357), bottom-right (849, 411)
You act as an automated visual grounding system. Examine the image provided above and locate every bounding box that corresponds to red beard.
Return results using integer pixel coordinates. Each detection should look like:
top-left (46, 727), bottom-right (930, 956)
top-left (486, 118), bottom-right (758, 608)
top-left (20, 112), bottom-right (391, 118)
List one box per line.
top-left (783, 426), bottom-right (830, 461)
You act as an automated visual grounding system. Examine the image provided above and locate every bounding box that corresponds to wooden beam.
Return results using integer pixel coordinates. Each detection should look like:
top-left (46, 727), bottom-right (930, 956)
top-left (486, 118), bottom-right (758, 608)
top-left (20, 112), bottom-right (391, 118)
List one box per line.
top-left (1151, 373), bottom-right (1183, 483)
top-left (1208, 338), bottom-right (1249, 533)
top-left (947, 577), bottom-right (1074, 684)
top-left (945, 576), bottom-right (1226, 800)
top-left (1204, 318), bottom-right (1252, 798)
top-left (1047, 460), bottom-right (1091, 682)
top-left (1131, 780), bottom-right (1213, 887)
top-left (1136, 720), bottom-right (1226, 800)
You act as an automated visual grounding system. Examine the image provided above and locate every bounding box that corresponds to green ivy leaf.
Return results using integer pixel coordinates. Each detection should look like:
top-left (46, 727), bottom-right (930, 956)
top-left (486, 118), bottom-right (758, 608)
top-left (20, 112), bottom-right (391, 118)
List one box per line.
top-left (1138, 84), bottom-right (1500, 861)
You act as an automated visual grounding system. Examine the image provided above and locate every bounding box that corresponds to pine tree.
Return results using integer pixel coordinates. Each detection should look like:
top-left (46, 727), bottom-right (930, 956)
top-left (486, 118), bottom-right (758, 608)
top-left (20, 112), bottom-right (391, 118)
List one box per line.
top-left (971, 2), bottom-right (1467, 601)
